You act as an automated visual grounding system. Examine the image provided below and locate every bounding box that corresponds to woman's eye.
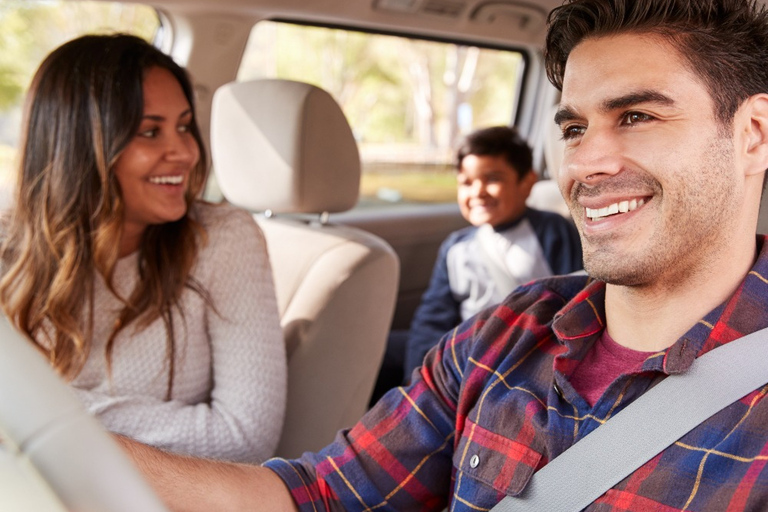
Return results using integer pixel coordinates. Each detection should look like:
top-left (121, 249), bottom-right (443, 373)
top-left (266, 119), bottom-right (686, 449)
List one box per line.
top-left (139, 127), bottom-right (159, 138)
top-left (178, 123), bottom-right (192, 134)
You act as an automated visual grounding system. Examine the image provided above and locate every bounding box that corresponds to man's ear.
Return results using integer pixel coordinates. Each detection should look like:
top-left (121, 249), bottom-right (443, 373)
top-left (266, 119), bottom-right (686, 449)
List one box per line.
top-left (741, 94), bottom-right (768, 177)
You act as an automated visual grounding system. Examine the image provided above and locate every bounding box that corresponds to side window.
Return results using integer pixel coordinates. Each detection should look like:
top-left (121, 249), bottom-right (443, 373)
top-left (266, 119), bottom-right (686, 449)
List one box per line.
top-left (236, 21), bottom-right (525, 208)
top-left (0, 1), bottom-right (160, 197)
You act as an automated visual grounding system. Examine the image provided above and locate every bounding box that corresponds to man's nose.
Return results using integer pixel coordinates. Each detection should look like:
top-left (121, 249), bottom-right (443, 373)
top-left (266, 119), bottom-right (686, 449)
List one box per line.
top-left (563, 127), bottom-right (623, 185)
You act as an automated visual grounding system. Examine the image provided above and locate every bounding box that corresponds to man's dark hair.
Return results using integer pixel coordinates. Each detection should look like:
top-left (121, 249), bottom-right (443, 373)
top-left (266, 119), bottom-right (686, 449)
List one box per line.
top-left (456, 126), bottom-right (533, 180)
top-left (545, 0), bottom-right (768, 126)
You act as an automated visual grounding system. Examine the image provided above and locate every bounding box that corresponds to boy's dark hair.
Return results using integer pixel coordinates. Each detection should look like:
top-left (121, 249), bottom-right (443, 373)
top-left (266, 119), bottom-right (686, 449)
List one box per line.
top-left (545, 0), bottom-right (768, 126)
top-left (456, 126), bottom-right (533, 180)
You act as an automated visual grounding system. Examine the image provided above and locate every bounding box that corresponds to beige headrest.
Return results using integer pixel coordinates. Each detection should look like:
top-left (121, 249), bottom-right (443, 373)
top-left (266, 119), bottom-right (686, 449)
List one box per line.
top-left (211, 79), bottom-right (361, 213)
top-left (543, 102), bottom-right (563, 180)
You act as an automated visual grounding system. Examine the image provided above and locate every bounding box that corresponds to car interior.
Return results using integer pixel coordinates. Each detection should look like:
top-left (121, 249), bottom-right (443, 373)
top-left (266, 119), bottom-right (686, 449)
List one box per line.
top-left (3, 0), bottom-right (768, 509)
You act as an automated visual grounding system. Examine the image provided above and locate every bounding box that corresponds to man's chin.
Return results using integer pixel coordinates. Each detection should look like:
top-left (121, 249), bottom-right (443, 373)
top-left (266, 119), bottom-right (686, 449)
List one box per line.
top-left (584, 259), bottom-right (656, 287)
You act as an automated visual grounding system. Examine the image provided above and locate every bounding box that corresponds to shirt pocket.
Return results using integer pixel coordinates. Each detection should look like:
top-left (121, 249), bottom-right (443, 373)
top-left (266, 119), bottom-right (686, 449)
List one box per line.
top-left (453, 418), bottom-right (543, 500)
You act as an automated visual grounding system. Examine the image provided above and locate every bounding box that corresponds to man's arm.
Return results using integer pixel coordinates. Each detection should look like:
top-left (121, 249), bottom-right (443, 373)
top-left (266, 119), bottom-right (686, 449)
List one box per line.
top-left (116, 436), bottom-right (298, 512)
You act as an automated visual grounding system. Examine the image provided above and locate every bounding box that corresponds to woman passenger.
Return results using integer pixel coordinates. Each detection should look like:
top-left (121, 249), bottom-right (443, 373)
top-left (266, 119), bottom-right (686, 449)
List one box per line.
top-left (0, 34), bottom-right (286, 463)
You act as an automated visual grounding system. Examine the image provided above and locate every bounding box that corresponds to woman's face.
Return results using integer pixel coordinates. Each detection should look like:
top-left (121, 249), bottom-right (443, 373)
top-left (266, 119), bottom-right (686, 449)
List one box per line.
top-left (112, 66), bottom-right (200, 250)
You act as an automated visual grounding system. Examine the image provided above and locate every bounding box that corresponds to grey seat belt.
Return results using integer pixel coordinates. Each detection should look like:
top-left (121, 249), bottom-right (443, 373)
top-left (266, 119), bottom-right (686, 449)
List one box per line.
top-left (491, 325), bottom-right (768, 512)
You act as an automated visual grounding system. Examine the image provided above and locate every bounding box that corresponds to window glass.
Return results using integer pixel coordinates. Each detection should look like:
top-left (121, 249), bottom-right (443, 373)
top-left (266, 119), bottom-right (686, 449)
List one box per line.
top-left (0, 1), bottom-right (160, 195)
top-left (237, 21), bottom-right (525, 207)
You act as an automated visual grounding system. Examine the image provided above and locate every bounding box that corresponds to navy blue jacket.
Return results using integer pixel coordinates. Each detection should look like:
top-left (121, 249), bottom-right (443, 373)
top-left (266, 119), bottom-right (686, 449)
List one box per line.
top-left (403, 207), bottom-right (582, 377)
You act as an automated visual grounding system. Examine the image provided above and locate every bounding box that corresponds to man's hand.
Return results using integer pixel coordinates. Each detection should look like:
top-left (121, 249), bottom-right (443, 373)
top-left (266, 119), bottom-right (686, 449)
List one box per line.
top-left (116, 436), bottom-right (298, 512)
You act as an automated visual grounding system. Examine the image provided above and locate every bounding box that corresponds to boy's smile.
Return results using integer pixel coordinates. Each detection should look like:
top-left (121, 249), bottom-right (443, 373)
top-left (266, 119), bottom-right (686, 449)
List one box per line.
top-left (457, 154), bottom-right (534, 227)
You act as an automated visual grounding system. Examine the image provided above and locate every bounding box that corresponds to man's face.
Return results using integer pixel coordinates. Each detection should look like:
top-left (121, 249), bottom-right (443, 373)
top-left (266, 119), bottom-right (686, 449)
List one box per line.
top-left (556, 33), bottom-right (744, 288)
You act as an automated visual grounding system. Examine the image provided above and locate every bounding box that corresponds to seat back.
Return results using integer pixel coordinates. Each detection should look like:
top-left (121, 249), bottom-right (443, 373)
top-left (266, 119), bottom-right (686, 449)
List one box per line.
top-left (527, 103), bottom-right (571, 218)
top-left (527, 179), bottom-right (570, 219)
top-left (211, 79), bottom-right (399, 458)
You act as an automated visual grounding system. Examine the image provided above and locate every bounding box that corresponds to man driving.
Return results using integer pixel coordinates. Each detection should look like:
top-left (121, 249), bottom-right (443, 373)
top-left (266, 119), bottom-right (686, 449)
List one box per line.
top-left (121, 0), bottom-right (768, 509)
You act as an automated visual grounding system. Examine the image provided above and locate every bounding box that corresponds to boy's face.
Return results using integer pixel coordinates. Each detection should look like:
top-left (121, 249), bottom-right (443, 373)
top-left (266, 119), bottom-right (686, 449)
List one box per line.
top-left (457, 154), bottom-right (534, 227)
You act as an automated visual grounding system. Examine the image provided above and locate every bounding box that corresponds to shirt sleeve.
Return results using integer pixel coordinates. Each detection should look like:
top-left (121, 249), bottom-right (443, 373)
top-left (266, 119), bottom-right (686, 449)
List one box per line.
top-left (264, 317), bottom-right (469, 512)
top-left (75, 206), bottom-right (287, 463)
top-left (403, 233), bottom-right (463, 380)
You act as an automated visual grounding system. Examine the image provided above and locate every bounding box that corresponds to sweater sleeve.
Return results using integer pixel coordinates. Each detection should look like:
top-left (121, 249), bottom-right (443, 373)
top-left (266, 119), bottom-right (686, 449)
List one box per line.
top-left (74, 205), bottom-right (287, 463)
top-left (402, 233), bottom-right (463, 380)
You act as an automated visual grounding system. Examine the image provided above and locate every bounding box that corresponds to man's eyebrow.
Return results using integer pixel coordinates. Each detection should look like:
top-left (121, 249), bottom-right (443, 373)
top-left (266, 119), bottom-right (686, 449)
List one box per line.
top-left (554, 90), bottom-right (675, 127)
top-left (553, 106), bottom-right (579, 126)
top-left (602, 90), bottom-right (675, 112)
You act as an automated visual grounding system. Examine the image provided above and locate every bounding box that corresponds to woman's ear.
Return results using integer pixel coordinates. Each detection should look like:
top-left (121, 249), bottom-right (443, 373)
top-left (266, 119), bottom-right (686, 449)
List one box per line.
top-left (740, 94), bottom-right (768, 178)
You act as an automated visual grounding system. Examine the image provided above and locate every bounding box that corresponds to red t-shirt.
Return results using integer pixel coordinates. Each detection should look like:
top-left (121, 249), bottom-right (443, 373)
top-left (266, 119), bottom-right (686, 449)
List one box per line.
top-left (570, 329), bottom-right (654, 407)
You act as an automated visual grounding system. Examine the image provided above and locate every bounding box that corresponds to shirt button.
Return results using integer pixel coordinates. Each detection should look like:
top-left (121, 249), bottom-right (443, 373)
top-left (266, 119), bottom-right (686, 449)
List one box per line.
top-left (470, 454), bottom-right (480, 468)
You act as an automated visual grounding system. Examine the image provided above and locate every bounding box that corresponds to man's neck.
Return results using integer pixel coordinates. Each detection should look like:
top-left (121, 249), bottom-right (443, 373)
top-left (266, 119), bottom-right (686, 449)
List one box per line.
top-left (604, 240), bottom-right (758, 352)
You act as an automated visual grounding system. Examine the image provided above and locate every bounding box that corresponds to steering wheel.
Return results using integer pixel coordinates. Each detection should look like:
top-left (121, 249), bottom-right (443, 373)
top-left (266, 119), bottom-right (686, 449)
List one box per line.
top-left (0, 316), bottom-right (168, 512)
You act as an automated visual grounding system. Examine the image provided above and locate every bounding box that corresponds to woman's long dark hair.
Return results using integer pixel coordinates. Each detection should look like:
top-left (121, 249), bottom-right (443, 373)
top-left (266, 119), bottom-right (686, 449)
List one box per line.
top-left (0, 34), bottom-right (210, 396)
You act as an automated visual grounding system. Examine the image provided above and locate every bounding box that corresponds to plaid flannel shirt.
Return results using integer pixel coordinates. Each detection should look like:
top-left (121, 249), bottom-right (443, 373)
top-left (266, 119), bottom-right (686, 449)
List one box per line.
top-left (265, 236), bottom-right (768, 511)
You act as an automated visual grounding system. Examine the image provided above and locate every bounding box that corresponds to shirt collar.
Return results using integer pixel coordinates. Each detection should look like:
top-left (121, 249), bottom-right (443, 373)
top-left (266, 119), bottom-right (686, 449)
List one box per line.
top-left (552, 235), bottom-right (768, 375)
top-left (490, 208), bottom-right (530, 233)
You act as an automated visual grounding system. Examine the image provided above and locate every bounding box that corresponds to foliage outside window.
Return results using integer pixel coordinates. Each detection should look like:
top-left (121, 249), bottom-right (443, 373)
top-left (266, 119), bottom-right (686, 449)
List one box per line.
top-left (0, 1), bottom-right (159, 192)
top-left (237, 22), bottom-right (525, 207)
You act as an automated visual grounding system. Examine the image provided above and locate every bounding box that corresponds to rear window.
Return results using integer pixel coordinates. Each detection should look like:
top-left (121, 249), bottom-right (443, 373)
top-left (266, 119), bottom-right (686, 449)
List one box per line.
top-left (236, 21), bottom-right (526, 208)
top-left (0, 1), bottom-right (160, 195)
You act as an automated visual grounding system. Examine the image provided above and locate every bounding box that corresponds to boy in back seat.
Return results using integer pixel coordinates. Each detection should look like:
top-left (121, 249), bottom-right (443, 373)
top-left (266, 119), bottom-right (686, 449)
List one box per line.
top-left (378, 126), bottom-right (582, 394)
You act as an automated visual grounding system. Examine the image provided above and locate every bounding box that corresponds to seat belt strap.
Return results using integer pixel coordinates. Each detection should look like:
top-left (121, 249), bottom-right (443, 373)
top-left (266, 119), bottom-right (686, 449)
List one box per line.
top-left (491, 325), bottom-right (768, 512)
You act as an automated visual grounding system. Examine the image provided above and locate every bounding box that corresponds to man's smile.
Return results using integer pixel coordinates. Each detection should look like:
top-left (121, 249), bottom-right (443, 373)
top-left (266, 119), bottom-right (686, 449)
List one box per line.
top-left (585, 197), bottom-right (647, 221)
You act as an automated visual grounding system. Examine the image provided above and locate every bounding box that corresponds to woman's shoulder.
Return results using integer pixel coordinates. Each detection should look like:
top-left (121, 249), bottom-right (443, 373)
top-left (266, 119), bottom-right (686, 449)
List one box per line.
top-left (189, 201), bottom-right (266, 263)
top-left (190, 200), bottom-right (257, 231)
top-left (190, 200), bottom-right (253, 227)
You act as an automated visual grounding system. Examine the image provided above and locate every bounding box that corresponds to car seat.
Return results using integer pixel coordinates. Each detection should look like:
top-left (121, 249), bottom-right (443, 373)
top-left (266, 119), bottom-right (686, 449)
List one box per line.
top-left (527, 102), bottom-right (572, 219)
top-left (210, 78), bottom-right (399, 458)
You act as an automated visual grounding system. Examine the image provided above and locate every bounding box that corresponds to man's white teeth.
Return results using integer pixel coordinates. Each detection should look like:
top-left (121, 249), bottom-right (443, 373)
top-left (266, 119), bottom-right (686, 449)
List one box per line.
top-left (586, 198), bottom-right (645, 220)
top-left (149, 175), bottom-right (183, 185)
